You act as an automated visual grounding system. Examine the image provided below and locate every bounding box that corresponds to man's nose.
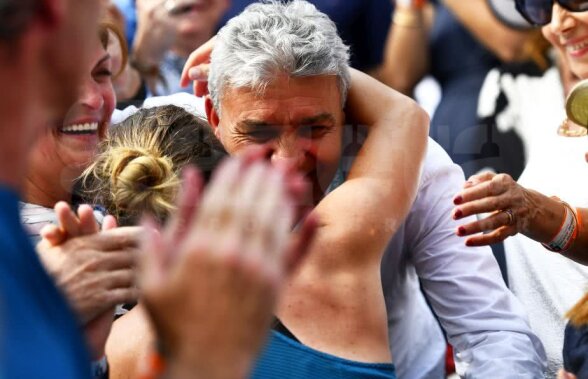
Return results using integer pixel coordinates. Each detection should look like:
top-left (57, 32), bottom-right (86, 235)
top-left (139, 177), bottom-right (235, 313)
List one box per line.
top-left (270, 137), bottom-right (305, 170)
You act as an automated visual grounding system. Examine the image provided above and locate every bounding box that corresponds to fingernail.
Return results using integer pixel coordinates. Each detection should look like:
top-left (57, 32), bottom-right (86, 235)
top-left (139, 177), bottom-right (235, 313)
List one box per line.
top-left (453, 195), bottom-right (463, 205)
top-left (457, 226), bottom-right (466, 236)
top-left (453, 209), bottom-right (463, 219)
top-left (465, 240), bottom-right (473, 247)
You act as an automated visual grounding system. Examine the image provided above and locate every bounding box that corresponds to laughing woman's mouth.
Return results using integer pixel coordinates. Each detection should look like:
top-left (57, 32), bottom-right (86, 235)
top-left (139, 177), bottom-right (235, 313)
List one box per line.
top-left (60, 122), bottom-right (99, 135)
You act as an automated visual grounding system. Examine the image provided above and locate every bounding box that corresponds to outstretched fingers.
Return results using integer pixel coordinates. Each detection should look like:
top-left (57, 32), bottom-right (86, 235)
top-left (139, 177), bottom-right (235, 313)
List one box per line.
top-left (454, 173), bottom-right (512, 206)
top-left (463, 226), bottom-right (517, 247)
top-left (453, 194), bottom-right (513, 220)
top-left (456, 210), bottom-right (516, 237)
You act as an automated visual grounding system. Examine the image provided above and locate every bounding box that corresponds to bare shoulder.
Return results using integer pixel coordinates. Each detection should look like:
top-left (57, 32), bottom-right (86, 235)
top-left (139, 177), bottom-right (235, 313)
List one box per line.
top-left (312, 102), bottom-right (428, 268)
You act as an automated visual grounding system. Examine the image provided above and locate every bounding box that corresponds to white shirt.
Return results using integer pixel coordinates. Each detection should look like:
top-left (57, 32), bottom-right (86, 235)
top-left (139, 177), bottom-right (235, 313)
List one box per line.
top-left (479, 66), bottom-right (588, 378)
top-left (383, 139), bottom-right (546, 378)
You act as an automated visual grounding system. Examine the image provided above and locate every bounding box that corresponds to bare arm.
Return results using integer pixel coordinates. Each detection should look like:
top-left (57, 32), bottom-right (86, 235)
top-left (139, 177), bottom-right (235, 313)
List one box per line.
top-left (314, 68), bottom-right (429, 273)
top-left (443, 0), bottom-right (532, 62)
top-left (277, 69), bottom-right (428, 362)
top-left (377, 4), bottom-right (433, 95)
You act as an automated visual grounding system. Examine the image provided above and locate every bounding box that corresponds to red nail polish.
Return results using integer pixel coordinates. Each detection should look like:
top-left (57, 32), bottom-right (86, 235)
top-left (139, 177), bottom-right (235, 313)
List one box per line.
top-left (457, 226), bottom-right (466, 236)
top-left (454, 209), bottom-right (463, 219)
top-left (453, 196), bottom-right (463, 205)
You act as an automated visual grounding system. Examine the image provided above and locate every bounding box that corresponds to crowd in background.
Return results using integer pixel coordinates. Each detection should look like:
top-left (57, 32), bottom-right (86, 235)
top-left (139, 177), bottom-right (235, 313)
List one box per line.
top-left (2, 0), bottom-right (588, 378)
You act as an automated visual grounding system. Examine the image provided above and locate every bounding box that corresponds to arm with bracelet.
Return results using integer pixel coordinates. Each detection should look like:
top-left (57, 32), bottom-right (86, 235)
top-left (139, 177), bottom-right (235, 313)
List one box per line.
top-left (451, 171), bottom-right (588, 266)
top-left (442, 0), bottom-right (533, 62)
top-left (376, 0), bottom-right (432, 96)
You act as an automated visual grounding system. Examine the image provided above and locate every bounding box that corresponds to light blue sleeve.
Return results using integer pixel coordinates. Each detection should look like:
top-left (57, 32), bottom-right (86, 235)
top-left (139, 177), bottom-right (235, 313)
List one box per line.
top-left (407, 141), bottom-right (547, 378)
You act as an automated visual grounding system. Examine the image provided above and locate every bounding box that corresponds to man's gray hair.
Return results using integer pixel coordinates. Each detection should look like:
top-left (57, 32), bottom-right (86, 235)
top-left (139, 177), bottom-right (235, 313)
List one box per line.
top-left (209, 0), bottom-right (351, 112)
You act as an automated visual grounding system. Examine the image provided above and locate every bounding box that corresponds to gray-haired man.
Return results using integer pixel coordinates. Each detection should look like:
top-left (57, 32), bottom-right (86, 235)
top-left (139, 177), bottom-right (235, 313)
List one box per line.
top-left (181, 0), bottom-right (547, 377)
top-left (204, 0), bottom-right (427, 377)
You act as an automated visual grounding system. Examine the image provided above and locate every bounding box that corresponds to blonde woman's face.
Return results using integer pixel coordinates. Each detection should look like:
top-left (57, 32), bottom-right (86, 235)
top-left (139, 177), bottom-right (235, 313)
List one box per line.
top-left (543, 4), bottom-right (588, 79)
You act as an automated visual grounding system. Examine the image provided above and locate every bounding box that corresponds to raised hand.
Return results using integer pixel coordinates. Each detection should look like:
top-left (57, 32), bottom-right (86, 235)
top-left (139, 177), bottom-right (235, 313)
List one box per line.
top-left (180, 36), bottom-right (215, 97)
top-left (37, 202), bottom-right (140, 358)
top-left (452, 172), bottom-right (533, 246)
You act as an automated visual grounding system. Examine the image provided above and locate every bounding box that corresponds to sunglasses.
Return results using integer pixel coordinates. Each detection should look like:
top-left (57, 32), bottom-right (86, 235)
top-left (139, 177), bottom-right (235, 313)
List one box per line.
top-left (515, 0), bottom-right (588, 26)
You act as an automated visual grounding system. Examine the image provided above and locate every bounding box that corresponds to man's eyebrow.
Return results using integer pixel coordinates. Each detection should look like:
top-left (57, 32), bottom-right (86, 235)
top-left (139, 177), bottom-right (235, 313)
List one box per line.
top-left (299, 113), bottom-right (336, 125)
top-left (236, 120), bottom-right (275, 130)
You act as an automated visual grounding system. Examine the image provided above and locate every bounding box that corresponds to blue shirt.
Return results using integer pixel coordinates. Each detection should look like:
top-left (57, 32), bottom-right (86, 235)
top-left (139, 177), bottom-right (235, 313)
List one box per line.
top-left (0, 187), bottom-right (90, 378)
top-left (252, 331), bottom-right (396, 379)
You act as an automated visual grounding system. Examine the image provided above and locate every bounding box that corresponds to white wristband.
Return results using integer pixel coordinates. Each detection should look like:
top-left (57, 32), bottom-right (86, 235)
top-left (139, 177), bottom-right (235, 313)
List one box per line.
top-left (543, 205), bottom-right (576, 252)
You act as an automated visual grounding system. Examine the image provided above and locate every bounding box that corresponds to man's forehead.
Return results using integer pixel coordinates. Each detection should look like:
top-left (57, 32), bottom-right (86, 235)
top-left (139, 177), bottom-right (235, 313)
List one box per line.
top-left (220, 76), bottom-right (343, 125)
top-left (228, 100), bottom-right (340, 126)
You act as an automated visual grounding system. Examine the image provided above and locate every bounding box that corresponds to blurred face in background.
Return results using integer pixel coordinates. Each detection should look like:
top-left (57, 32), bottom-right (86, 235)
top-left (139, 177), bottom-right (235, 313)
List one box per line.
top-left (543, 4), bottom-right (588, 79)
top-left (41, 0), bottom-right (102, 118)
top-left (168, 0), bottom-right (230, 56)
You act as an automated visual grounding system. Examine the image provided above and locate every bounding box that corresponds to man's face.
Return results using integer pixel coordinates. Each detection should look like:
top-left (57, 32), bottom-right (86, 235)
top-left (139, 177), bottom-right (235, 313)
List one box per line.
top-left (211, 75), bottom-right (344, 204)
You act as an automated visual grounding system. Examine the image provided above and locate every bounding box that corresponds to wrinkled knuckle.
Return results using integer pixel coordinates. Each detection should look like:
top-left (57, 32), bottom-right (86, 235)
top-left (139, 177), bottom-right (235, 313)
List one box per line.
top-left (496, 173), bottom-right (514, 189)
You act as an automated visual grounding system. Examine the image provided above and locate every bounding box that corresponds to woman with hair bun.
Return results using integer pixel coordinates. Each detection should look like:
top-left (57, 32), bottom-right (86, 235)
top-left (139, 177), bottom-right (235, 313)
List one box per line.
top-left (81, 104), bottom-right (227, 227)
top-left (78, 105), bottom-right (243, 379)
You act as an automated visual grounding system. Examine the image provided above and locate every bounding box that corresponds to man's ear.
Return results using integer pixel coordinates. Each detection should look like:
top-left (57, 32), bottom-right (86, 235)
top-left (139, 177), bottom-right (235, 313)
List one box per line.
top-left (205, 95), bottom-right (221, 137)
